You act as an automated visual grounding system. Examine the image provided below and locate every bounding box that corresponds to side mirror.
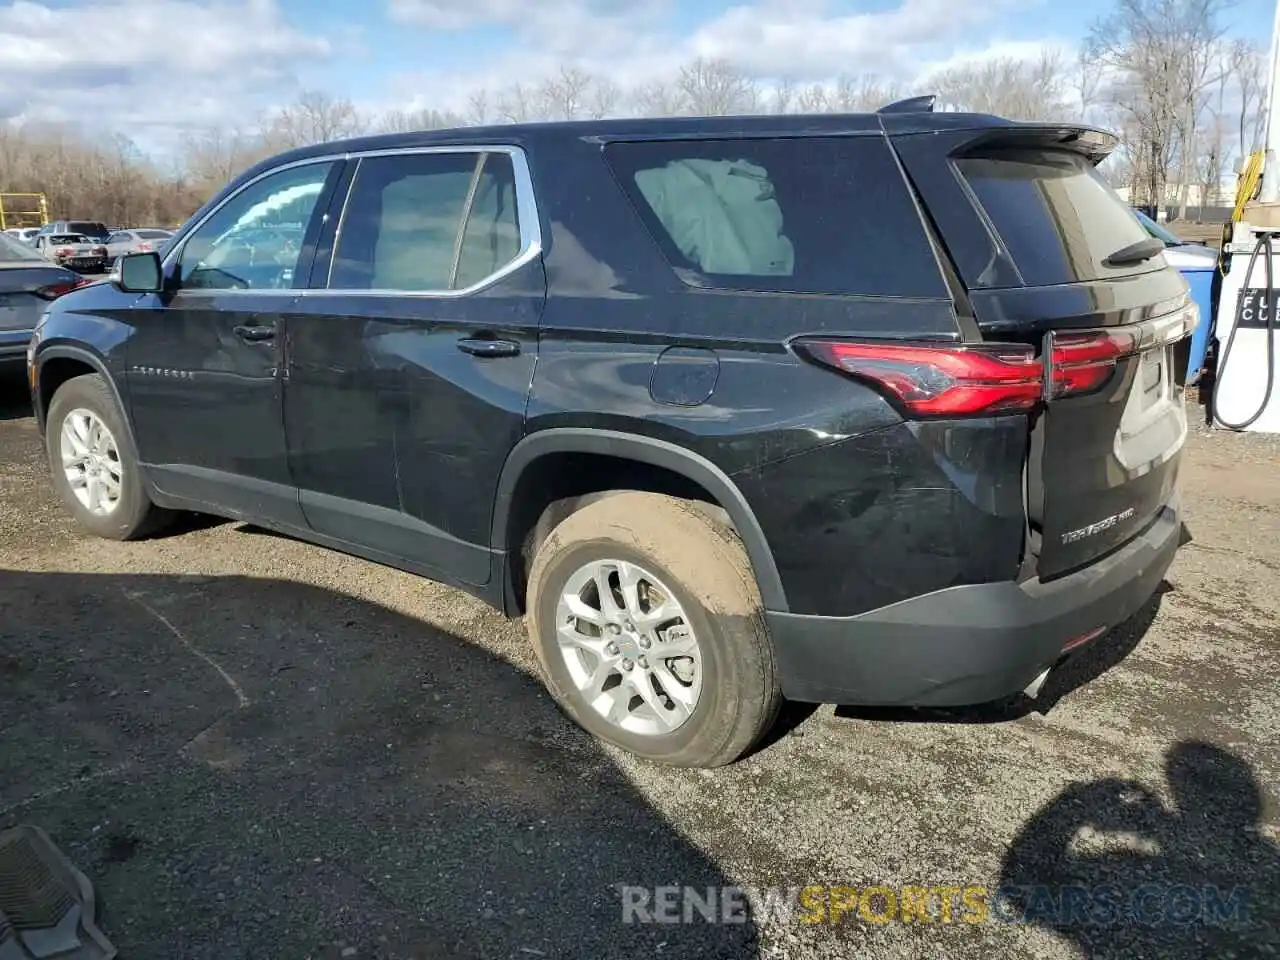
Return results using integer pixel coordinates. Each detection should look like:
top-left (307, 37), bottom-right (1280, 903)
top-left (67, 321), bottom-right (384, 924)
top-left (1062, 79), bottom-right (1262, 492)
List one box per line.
top-left (118, 252), bottom-right (163, 293)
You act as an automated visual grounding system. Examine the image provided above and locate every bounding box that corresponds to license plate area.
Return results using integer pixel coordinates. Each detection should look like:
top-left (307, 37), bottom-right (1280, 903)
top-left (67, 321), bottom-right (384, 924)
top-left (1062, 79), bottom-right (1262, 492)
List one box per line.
top-left (1116, 343), bottom-right (1185, 468)
top-left (1136, 346), bottom-right (1168, 412)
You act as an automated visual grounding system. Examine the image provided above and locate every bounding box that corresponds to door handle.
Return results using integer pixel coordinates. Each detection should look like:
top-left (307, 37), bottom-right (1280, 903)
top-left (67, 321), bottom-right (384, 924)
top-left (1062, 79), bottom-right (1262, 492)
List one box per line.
top-left (234, 324), bottom-right (276, 343)
top-left (457, 337), bottom-right (520, 358)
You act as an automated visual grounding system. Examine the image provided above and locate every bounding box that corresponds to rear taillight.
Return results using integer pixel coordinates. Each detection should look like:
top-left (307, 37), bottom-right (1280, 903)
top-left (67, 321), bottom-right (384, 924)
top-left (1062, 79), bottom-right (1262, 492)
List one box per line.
top-left (795, 339), bottom-right (1043, 417)
top-left (56, 247), bottom-right (73, 257)
top-left (1048, 330), bottom-right (1140, 398)
top-left (137, 242), bottom-right (152, 252)
top-left (92, 246), bottom-right (107, 256)
top-left (35, 280), bottom-right (87, 300)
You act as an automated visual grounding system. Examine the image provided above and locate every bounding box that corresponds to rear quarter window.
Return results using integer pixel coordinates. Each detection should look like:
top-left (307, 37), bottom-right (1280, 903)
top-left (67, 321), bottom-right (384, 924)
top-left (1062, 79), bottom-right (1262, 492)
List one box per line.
top-left (955, 149), bottom-right (1158, 286)
top-left (604, 136), bottom-right (947, 298)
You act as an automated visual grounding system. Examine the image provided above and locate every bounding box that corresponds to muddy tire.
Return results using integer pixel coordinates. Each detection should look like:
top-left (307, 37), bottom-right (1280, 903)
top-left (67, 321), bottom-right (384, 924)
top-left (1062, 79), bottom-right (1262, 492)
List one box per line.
top-left (527, 491), bottom-right (782, 768)
top-left (45, 373), bottom-right (172, 541)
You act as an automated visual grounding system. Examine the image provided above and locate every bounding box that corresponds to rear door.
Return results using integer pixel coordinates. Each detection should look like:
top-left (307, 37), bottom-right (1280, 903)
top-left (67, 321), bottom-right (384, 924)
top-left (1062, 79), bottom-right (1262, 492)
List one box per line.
top-left (891, 125), bottom-right (1193, 578)
top-left (283, 145), bottom-right (545, 586)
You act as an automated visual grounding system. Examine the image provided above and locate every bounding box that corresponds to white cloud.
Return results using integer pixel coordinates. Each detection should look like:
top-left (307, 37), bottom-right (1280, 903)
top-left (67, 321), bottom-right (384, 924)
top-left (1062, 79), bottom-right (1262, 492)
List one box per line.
top-left (388, 0), bottom-right (1054, 117)
top-left (0, 0), bottom-right (331, 148)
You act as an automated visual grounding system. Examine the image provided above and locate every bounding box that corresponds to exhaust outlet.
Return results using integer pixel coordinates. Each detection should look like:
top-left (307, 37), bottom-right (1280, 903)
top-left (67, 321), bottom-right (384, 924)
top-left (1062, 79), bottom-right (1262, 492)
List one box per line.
top-left (1023, 668), bottom-right (1052, 700)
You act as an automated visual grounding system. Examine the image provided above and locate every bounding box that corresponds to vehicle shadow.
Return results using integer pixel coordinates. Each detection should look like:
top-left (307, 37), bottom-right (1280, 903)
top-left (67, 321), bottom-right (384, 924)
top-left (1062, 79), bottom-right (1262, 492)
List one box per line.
top-left (0, 369), bottom-right (33, 421)
top-left (999, 741), bottom-right (1280, 957)
top-left (0, 569), bottom-right (756, 959)
top-left (832, 581), bottom-right (1170, 726)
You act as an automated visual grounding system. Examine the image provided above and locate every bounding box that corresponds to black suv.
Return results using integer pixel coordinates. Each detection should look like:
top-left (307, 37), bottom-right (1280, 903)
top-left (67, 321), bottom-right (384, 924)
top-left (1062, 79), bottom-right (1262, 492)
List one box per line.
top-left (29, 103), bottom-right (1191, 767)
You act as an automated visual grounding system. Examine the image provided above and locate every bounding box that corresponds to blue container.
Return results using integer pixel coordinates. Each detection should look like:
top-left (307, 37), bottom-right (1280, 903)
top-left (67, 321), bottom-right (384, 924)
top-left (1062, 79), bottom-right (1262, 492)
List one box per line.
top-left (1181, 266), bottom-right (1214, 378)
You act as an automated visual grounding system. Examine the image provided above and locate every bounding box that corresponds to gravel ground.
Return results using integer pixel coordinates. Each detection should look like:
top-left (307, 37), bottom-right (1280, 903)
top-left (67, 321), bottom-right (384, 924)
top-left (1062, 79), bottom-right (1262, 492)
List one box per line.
top-left (1, 372), bottom-right (1278, 960)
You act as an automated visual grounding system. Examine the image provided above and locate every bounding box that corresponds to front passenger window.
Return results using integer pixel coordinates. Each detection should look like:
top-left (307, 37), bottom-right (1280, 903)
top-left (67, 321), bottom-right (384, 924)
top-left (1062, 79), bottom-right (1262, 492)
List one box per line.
top-left (178, 161), bottom-right (334, 291)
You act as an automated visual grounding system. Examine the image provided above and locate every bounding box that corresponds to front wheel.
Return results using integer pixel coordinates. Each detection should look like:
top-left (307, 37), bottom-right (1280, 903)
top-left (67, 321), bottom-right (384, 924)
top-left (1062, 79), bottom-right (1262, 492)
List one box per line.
top-left (45, 373), bottom-right (172, 540)
top-left (526, 492), bottom-right (782, 768)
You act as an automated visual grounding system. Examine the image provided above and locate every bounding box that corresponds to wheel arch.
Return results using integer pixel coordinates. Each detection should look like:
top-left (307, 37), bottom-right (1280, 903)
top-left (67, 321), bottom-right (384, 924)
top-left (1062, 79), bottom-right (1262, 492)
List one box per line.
top-left (492, 428), bottom-right (788, 615)
top-left (34, 346), bottom-right (131, 443)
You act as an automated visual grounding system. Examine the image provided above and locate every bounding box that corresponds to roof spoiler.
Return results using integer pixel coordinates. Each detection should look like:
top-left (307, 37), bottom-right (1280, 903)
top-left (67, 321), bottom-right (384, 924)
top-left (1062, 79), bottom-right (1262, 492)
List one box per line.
top-left (953, 125), bottom-right (1120, 165)
top-left (877, 95), bottom-right (936, 115)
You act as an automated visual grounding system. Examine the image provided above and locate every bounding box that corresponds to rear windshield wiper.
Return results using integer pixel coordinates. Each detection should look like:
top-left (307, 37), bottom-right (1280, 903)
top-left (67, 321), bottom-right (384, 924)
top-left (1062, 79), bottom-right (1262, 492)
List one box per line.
top-left (1104, 236), bottom-right (1167, 266)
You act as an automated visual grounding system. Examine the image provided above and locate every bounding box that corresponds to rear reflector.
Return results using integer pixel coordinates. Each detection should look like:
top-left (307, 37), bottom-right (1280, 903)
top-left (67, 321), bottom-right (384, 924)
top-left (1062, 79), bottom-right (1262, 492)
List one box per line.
top-left (1061, 625), bottom-right (1108, 653)
top-left (794, 339), bottom-right (1042, 417)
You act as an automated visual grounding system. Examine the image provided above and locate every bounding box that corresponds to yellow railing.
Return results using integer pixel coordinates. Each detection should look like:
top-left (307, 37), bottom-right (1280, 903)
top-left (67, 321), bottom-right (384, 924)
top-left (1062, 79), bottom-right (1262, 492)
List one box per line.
top-left (0, 193), bottom-right (49, 230)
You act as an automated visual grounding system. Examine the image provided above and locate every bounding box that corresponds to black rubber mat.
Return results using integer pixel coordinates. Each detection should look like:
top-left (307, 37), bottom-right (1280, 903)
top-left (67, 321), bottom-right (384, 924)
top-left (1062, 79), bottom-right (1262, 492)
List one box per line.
top-left (0, 826), bottom-right (114, 960)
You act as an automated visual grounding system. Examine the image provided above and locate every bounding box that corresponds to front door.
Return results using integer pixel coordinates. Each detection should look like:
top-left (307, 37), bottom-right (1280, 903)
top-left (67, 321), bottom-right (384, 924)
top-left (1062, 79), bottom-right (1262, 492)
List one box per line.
top-left (125, 159), bottom-right (342, 526)
top-left (284, 147), bottom-right (545, 585)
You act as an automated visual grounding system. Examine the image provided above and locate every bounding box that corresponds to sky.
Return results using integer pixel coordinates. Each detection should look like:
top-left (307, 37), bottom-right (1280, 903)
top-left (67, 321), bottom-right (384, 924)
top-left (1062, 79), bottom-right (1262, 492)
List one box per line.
top-left (0, 0), bottom-right (1274, 154)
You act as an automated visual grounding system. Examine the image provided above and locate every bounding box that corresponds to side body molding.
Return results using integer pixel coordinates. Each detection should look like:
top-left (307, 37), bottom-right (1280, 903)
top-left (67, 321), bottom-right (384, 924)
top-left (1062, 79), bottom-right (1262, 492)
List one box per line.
top-left (490, 428), bottom-right (789, 612)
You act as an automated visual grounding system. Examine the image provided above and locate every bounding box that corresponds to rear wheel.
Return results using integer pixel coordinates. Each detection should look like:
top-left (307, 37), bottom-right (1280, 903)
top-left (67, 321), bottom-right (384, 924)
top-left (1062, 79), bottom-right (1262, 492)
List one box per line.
top-left (526, 491), bottom-right (781, 768)
top-left (45, 373), bottom-right (171, 540)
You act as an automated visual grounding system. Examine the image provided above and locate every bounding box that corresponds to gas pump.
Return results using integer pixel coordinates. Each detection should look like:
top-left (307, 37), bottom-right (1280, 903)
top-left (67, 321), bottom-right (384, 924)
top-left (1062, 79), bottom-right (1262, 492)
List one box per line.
top-left (1208, 229), bottom-right (1280, 431)
top-left (1202, 0), bottom-right (1280, 432)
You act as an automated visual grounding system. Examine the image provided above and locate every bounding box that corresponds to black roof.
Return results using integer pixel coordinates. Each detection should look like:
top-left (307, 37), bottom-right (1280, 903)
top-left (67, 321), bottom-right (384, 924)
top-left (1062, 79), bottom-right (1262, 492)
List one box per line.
top-left (257, 109), bottom-right (1048, 170)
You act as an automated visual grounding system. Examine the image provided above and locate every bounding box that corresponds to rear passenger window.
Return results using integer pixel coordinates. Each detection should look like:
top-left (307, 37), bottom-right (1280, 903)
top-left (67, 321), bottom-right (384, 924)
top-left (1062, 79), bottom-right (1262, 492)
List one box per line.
top-left (605, 137), bottom-right (946, 298)
top-left (329, 151), bottom-right (521, 291)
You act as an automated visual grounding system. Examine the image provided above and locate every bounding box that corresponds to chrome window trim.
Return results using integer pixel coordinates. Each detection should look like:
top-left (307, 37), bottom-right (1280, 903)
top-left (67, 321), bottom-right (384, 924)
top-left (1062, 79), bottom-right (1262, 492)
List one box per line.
top-left (163, 144), bottom-right (542, 300)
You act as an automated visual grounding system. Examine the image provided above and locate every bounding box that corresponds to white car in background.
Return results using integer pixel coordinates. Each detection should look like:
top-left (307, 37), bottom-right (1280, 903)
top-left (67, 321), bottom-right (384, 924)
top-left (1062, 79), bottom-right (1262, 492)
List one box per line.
top-left (1134, 210), bottom-right (1218, 269)
top-left (2, 227), bottom-right (40, 245)
top-left (105, 228), bottom-right (175, 265)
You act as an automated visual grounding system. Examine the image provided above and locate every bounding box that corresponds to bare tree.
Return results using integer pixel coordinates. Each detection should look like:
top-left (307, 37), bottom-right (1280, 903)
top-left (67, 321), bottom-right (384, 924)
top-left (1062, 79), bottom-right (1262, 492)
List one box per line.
top-left (465, 89), bottom-right (491, 126)
top-left (266, 90), bottom-right (367, 149)
top-left (538, 66), bottom-right (594, 121)
top-left (795, 83), bottom-right (832, 113)
top-left (770, 77), bottom-right (796, 115)
top-left (586, 76), bottom-right (622, 120)
top-left (632, 80), bottom-right (684, 117)
top-left (377, 108), bottom-right (467, 132)
top-left (675, 57), bottom-right (758, 116)
top-left (933, 52), bottom-right (1068, 120)
top-left (1088, 0), bottom-right (1229, 214)
top-left (1230, 39), bottom-right (1266, 166)
top-left (494, 83), bottom-right (539, 123)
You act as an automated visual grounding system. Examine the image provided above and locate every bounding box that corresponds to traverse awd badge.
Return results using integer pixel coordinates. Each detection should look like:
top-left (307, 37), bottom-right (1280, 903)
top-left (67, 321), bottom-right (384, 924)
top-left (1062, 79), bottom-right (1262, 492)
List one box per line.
top-left (1061, 507), bottom-right (1136, 544)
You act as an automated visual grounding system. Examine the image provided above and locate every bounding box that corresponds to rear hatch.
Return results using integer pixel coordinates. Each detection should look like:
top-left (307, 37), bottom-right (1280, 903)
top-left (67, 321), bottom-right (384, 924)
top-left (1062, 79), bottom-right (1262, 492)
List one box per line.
top-left (888, 120), bottom-right (1193, 579)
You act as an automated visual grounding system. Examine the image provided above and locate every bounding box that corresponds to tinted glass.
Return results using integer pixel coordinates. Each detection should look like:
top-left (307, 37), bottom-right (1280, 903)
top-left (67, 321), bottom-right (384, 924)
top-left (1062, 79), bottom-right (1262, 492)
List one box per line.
top-left (0, 234), bottom-right (43, 262)
top-left (955, 150), bottom-right (1157, 286)
top-left (329, 151), bottom-right (521, 291)
top-left (137, 229), bottom-right (173, 239)
top-left (68, 221), bottom-right (109, 237)
top-left (49, 235), bottom-right (88, 244)
top-left (454, 154), bottom-right (521, 289)
top-left (179, 161), bottom-right (333, 291)
top-left (1133, 209), bottom-right (1182, 246)
top-left (605, 136), bottom-right (946, 297)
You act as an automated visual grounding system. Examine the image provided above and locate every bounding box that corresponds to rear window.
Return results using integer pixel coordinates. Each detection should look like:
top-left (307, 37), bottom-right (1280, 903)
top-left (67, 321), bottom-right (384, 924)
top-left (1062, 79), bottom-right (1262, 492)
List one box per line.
top-left (955, 149), bottom-right (1156, 286)
top-left (137, 229), bottom-right (172, 239)
top-left (605, 137), bottom-right (946, 298)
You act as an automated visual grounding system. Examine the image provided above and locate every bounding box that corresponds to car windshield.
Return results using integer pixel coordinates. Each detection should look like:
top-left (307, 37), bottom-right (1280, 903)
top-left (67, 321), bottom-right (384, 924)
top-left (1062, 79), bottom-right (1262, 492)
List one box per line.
top-left (0, 233), bottom-right (44, 262)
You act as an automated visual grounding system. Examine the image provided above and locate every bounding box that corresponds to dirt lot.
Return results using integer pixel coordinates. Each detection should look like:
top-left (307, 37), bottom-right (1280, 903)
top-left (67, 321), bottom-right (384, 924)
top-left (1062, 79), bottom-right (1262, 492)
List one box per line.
top-left (1, 372), bottom-right (1278, 960)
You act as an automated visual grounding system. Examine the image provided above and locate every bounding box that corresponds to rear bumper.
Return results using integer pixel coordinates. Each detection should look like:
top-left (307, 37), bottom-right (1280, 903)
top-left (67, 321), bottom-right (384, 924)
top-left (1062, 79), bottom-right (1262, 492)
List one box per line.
top-left (766, 497), bottom-right (1181, 706)
top-left (0, 329), bottom-right (33, 365)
